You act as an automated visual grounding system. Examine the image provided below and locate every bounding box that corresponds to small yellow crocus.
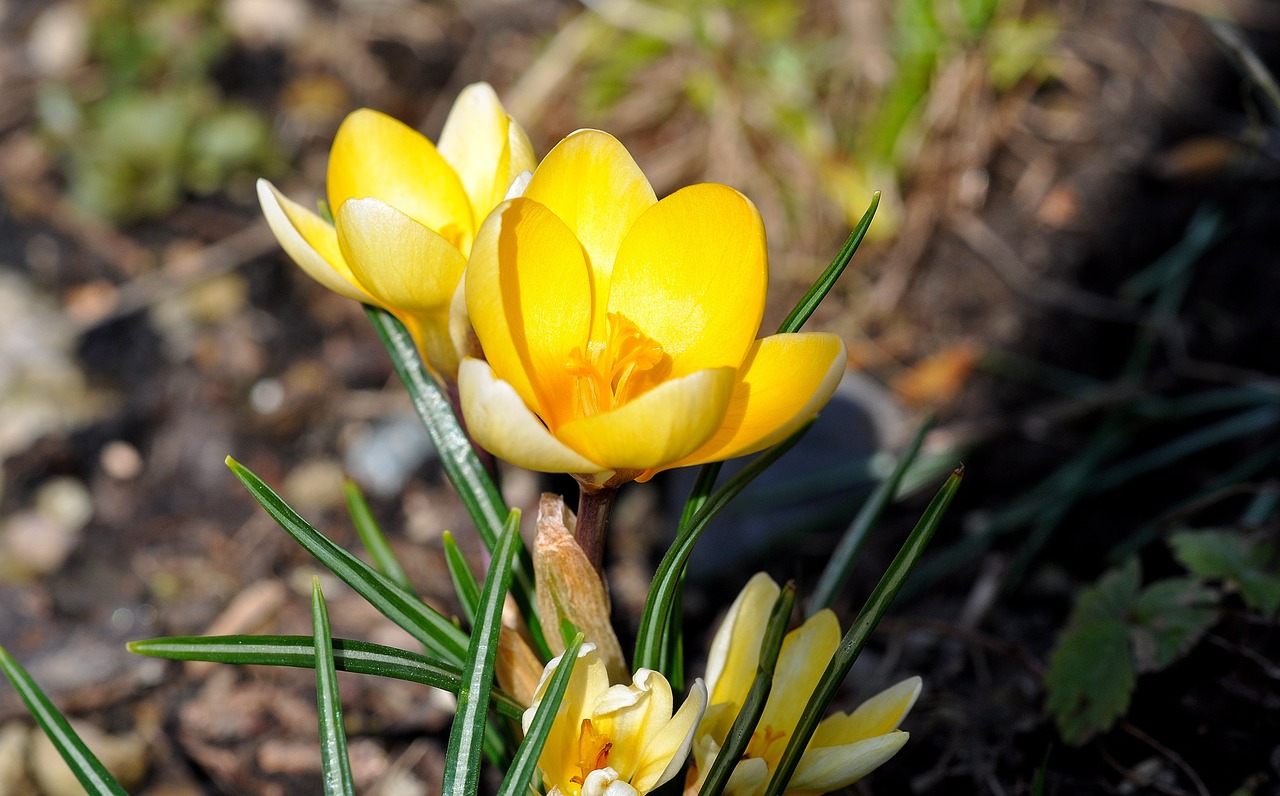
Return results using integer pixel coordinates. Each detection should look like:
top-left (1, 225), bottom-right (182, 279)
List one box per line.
top-left (685, 573), bottom-right (920, 796)
top-left (525, 644), bottom-right (707, 796)
top-left (257, 82), bottom-right (535, 380)
top-left (458, 129), bottom-right (847, 484)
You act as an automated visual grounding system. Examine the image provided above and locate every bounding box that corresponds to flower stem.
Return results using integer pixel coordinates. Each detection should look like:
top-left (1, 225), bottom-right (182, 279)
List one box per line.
top-left (575, 485), bottom-right (617, 576)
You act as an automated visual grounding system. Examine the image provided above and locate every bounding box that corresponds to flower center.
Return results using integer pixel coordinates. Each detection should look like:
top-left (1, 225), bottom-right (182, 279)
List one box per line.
top-left (571, 719), bottom-right (613, 786)
top-left (743, 724), bottom-right (788, 763)
top-left (565, 312), bottom-right (666, 418)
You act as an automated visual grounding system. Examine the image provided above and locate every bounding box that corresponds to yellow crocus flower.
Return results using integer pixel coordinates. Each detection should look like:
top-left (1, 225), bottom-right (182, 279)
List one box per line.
top-left (525, 644), bottom-right (708, 796)
top-left (457, 129), bottom-right (847, 484)
top-left (257, 82), bottom-right (535, 380)
top-left (685, 573), bottom-right (920, 796)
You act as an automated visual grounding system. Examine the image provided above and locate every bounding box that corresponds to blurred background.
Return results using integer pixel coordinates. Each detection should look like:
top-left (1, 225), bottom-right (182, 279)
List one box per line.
top-left (1, 0), bottom-right (1278, 793)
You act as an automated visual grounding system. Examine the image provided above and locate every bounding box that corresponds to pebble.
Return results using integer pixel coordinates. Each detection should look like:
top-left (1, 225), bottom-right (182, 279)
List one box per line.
top-left (283, 458), bottom-right (346, 512)
top-left (344, 413), bottom-right (435, 498)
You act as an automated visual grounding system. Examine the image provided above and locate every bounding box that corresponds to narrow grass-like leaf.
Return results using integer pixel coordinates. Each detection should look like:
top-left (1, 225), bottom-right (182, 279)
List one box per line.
top-left (634, 424), bottom-right (811, 673)
top-left (0, 646), bottom-right (128, 796)
top-left (128, 635), bottom-right (525, 720)
top-left (366, 306), bottom-right (548, 657)
top-left (777, 193), bottom-right (880, 334)
top-left (344, 479), bottom-right (412, 591)
top-left (764, 468), bottom-right (962, 796)
top-left (809, 416), bottom-right (935, 614)
top-left (443, 509), bottom-right (524, 796)
top-left (443, 532), bottom-right (482, 628)
top-left (698, 584), bottom-right (795, 796)
top-left (497, 633), bottom-right (585, 796)
top-left (226, 457), bottom-right (468, 664)
top-left (311, 581), bottom-right (356, 796)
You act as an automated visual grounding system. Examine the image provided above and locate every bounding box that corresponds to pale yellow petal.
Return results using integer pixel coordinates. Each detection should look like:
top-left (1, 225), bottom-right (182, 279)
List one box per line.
top-left (458, 359), bottom-right (604, 474)
top-left (327, 108), bottom-right (474, 253)
top-left (506, 119), bottom-right (537, 185)
top-left (465, 198), bottom-right (594, 429)
top-left (592, 670), bottom-right (669, 784)
top-left (436, 83), bottom-right (516, 226)
top-left (786, 731), bottom-right (909, 792)
top-left (758, 610), bottom-right (841, 747)
top-left (526, 644), bottom-right (612, 796)
top-left (524, 129), bottom-right (656, 337)
top-left (257, 178), bottom-right (369, 302)
top-left (335, 198), bottom-right (466, 313)
top-left (674, 334), bottom-right (846, 468)
top-left (608, 184), bottom-right (766, 377)
top-left (705, 574), bottom-right (780, 711)
top-left (554, 368), bottom-right (735, 470)
top-left (809, 677), bottom-right (922, 746)
top-left (633, 677), bottom-right (707, 792)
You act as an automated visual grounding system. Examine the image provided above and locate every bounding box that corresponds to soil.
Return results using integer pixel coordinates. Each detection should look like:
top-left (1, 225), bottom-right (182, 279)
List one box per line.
top-left (1, 1), bottom-right (1278, 795)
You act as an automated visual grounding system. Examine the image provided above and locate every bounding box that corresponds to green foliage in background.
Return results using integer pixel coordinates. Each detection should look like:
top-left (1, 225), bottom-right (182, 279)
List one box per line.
top-left (36, 0), bottom-right (285, 222)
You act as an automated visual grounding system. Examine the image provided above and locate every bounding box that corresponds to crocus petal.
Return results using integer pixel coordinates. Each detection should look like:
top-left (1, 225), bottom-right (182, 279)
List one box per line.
top-left (554, 368), bottom-right (736, 470)
top-left (257, 179), bottom-right (369, 303)
top-left (524, 129), bottom-right (656, 337)
top-left (608, 184), bottom-right (766, 377)
top-left (633, 678), bottom-right (707, 792)
top-left (327, 109), bottom-right (474, 253)
top-left (704, 573), bottom-right (780, 710)
top-left (673, 333), bottom-right (847, 469)
top-left (758, 610), bottom-right (841, 746)
top-left (526, 644), bottom-right (612, 796)
top-left (436, 83), bottom-right (526, 226)
top-left (466, 198), bottom-right (593, 429)
top-left (593, 669), bottom-right (671, 784)
top-left (335, 198), bottom-right (466, 313)
top-left (785, 732), bottom-right (909, 793)
top-left (458, 358), bottom-right (604, 474)
top-left (809, 677), bottom-right (922, 746)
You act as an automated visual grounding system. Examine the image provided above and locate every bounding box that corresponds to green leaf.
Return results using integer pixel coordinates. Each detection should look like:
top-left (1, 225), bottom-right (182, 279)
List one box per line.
top-left (311, 581), bottom-right (356, 795)
top-left (497, 633), bottom-right (584, 796)
top-left (365, 306), bottom-right (549, 658)
top-left (1131, 577), bottom-right (1217, 672)
top-left (809, 415), bottom-right (934, 613)
top-left (344, 479), bottom-right (412, 592)
top-left (442, 531), bottom-right (482, 629)
top-left (1171, 529), bottom-right (1280, 616)
top-left (226, 456), bottom-right (469, 665)
top-left (765, 467), bottom-right (962, 796)
top-left (777, 193), bottom-right (879, 334)
top-left (0, 645), bottom-right (129, 795)
top-left (634, 424), bottom-right (812, 674)
top-left (128, 634), bottom-right (525, 720)
top-left (699, 584), bottom-right (795, 796)
top-left (1045, 617), bottom-right (1134, 746)
top-left (443, 509), bottom-right (523, 796)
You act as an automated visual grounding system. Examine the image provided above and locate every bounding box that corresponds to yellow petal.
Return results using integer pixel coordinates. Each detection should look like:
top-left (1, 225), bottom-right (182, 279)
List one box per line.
top-left (525, 644), bottom-right (612, 795)
top-left (758, 609), bottom-right (841, 747)
top-left (608, 184), bottom-right (766, 377)
top-left (465, 198), bottom-right (594, 429)
top-left (506, 119), bottom-right (537, 186)
top-left (524, 129), bottom-right (656, 337)
top-left (786, 731), bottom-right (909, 792)
top-left (257, 178), bottom-right (369, 302)
top-left (705, 574), bottom-right (780, 710)
top-left (554, 368), bottom-right (736, 471)
top-left (674, 333), bottom-right (846, 468)
top-left (633, 677), bottom-right (708, 792)
top-left (457, 359), bottom-right (604, 474)
top-left (327, 108), bottom-right (474, 253)
top-left (436, 83), bottom-right (519, 227)
top-left (809, 677), bottom-right (922, 746)
top-left (335, 198), bottom-right (466, 313)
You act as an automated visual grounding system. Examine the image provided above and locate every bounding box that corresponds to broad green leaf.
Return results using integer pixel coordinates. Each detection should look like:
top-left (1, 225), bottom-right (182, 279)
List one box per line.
top-left (443, 509), bottom-right (523, 796)
top-left (1045, 618), bottom-right (1134, 746)
top-left (311, 581), bottom-right (356, 795)
top-left (128, 634), bottom-right (525, 720)
top-left (497, 633), bottom-right (584, 796)
top-left (365, 306), bottom-right (549, 657)
top-left (765, 467), bottom-right (962, 796)
top-left (344, 479), bottom-right (412, 592)
top-left (1131, 577), bottom-right (1217, 672)
top-left (443, 531), bottom-right (481, 628)
top-left (1171, 529), bottom-right (1280, 616)
top-left (0, 645), bottom-right (129, 795)
top-left (226, 456), bottom-right (469, 665)
top-left (699, 584), bottom-right (795, 796)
